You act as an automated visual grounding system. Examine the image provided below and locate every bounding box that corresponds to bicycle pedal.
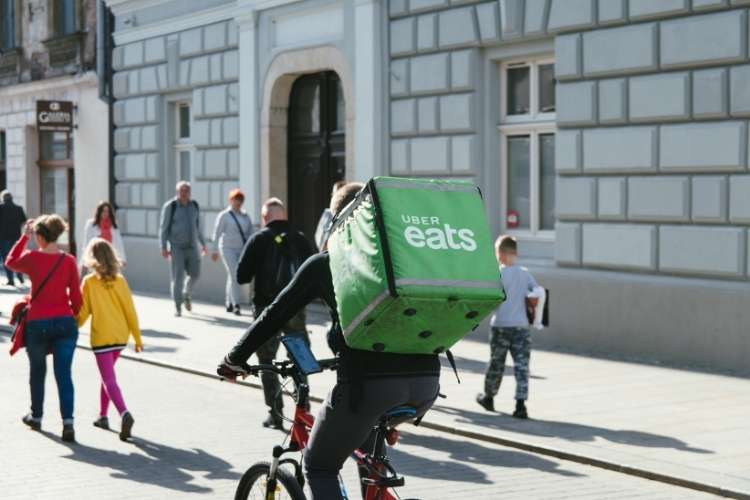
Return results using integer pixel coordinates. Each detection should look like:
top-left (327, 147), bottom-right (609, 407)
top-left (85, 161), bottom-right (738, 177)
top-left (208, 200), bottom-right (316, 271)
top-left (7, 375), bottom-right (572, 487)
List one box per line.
top-left (362, 476), bottom-right (405, 488)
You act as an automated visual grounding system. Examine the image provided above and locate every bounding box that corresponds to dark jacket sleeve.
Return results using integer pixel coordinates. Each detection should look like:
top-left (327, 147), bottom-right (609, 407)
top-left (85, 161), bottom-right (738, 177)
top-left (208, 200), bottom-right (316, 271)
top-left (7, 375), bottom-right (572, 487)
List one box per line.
top-left (17, 206), bottom-right (27, 226)
top-left (296, 231), bottom-right (316, 262)
top-left (227, 254), bottom-right (325, 364)
top-left (236, 232), bottom-right (263, 285)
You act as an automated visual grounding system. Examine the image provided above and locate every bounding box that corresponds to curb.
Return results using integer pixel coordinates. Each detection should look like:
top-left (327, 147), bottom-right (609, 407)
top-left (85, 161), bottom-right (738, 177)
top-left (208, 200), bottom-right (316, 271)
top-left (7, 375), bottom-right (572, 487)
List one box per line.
top-left (3, 327), bottom-right (747, 499)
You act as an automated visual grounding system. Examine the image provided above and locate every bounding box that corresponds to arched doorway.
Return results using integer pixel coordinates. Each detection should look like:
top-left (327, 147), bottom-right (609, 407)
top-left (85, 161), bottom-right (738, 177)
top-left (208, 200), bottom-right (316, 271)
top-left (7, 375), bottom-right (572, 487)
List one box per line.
top-left (287, 71), bottom-right (345, 241)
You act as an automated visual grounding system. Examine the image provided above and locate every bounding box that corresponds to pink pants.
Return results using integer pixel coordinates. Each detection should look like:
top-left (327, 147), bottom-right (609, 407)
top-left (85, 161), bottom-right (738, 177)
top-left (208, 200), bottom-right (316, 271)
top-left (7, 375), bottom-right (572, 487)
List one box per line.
top-left (94, 350), bottom-right (128, 417)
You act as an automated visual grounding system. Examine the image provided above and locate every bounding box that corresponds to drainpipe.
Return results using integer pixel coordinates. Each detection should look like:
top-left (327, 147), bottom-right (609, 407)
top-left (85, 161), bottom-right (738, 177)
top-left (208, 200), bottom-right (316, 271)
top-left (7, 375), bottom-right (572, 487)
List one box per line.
top-left (96, 0), bottom-right (115, 204)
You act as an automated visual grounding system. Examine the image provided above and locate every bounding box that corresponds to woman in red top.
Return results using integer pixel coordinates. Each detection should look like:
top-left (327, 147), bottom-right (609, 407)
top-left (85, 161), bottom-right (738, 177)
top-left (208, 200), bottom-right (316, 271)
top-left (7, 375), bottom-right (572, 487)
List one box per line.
top-left (6, 214), bottom-right (82, 442)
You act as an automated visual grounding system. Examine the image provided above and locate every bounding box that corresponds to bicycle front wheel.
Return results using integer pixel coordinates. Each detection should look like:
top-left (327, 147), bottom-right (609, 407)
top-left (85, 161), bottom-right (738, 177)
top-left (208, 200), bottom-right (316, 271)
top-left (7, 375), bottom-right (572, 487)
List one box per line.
top-left (235, 461), bottom-right (306, 500)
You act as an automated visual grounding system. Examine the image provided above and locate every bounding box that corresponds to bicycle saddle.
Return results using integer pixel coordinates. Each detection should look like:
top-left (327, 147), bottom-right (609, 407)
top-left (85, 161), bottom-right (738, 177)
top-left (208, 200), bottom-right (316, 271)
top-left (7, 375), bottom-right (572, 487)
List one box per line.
top-left (380, 405), bottom-right (418, 425)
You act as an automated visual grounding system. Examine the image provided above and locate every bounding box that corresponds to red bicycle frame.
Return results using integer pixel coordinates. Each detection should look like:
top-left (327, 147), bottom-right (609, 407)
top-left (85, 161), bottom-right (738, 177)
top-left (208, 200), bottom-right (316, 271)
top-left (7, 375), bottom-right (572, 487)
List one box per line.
top-left (288, 403), bottom-right (398, 500)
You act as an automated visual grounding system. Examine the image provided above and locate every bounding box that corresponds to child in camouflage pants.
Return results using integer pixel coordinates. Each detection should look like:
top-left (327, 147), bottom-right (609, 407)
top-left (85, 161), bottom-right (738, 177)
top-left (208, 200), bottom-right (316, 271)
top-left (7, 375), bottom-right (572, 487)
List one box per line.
top-left (477, 235), bottom-right (539, 419)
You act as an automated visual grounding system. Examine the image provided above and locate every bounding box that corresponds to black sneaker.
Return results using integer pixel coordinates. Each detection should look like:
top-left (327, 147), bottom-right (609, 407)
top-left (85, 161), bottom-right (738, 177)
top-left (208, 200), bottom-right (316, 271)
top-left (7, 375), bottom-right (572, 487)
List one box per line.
top-left (226, 304), bottom-right (234, 313)
top-left (476, 393), bottom-right (495, 412)
top-left (22, 414), bottom-right (41, 431)
top-left (233, 305), bottom-right (241, 316)
top-left (120, 412), bottom-right (135, 441)
top-left (62, 424), bottom-right (76, 442)
top-left (262, 414), bottom-right (285, 431)
top-left (93, 416), bottom-right (110, 430)
top-left (513, 401), bottom-right (528, 419)
top-left (184, 296), bottom-right (192, 312)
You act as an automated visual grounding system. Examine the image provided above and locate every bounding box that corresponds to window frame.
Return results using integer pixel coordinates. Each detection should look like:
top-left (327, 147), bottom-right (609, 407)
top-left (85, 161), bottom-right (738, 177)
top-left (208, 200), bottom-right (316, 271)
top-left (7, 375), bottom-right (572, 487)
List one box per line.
top-left (0, 0), bottom-right (20, 50)
top-left (52, 0), bottom-right (79, 37)
top-left (500, 57), bottom-right (556, 125)
top-left (173, 101), bottom-right (194, 184)
top-left (498, 55), bottom-right (556, 241)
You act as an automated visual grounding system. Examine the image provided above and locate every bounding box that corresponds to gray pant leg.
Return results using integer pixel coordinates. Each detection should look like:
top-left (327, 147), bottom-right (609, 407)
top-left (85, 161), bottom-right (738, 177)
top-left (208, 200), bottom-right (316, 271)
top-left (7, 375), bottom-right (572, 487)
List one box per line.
top-left (183, 247), bottom-right (201, 299)
top-left (220, 246), bottom-right (242, 306)
top-left (256, 334), bottom-right (283, 414)
top-left (303, 376), bottom-right (439, 500)
top-left (170, 247), bottom-right (187, 308)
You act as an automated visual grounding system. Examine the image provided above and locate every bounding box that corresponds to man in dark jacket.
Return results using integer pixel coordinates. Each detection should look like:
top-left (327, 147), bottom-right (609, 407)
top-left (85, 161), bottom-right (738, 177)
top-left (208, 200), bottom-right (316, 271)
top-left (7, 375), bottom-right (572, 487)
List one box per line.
top-left (0, 190), bottom-right (27, 286)
top-left (235, 197), bottom-right (314, 429)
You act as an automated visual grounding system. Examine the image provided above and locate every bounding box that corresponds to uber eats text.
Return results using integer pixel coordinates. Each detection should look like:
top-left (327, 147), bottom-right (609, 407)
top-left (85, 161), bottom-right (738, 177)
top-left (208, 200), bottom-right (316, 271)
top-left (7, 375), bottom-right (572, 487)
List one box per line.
top-left (401, 215), bottom-right (477, 252)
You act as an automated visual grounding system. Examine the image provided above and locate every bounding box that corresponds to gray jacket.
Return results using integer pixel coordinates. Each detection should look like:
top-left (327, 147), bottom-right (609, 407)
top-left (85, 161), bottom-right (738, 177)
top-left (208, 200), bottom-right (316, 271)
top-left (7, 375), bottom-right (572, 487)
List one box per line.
top-left (212, 207), bottom-right (253, 251)
top-left (159, 198), bottom-right (206, 251)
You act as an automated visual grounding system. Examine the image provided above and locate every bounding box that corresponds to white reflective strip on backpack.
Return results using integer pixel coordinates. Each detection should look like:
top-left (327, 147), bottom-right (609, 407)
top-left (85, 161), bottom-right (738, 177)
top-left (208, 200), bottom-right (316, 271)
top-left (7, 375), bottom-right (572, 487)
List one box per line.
top-left (395, 279), bottom-right (500, 289)
top-left (342, 290), bottom-right (391, 336)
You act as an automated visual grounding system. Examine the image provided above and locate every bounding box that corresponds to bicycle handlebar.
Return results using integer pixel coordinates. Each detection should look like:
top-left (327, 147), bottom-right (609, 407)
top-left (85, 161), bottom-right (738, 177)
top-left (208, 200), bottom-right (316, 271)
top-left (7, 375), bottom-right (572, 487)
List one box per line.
top-left (245, 357), bottom-right (338, 379)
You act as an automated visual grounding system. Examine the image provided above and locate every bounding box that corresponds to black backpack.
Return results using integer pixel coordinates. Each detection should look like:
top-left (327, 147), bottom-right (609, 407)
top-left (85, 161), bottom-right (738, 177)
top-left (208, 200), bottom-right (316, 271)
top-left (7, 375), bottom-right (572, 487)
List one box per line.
top-left (263, 231), bottom-right (303, 298)
top-left (166, 199), bottom-right (200, 236)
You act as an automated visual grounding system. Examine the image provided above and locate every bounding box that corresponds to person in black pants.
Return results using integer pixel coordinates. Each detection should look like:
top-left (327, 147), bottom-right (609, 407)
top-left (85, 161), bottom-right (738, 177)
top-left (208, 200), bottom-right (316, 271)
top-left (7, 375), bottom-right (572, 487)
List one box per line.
top-left (0, 190), bottom-right (27, 286)
top-left (234, 197), bottom-right (315, 429)
top-left (220, 184), bottom-right (441, 500)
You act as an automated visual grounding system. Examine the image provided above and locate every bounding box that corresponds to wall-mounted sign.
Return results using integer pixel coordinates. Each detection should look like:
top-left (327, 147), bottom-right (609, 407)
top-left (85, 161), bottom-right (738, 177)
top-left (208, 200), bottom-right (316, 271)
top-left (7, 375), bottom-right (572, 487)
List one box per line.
top-left (36, 100), bottom-right (73, 132)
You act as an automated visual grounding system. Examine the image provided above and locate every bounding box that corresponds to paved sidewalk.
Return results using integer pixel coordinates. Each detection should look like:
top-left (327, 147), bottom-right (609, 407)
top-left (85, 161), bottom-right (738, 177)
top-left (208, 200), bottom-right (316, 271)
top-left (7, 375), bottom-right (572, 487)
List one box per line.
top-left (0, 331), bottom-right (725, 499)
top-left (1, 285), bottom-right (748, 497)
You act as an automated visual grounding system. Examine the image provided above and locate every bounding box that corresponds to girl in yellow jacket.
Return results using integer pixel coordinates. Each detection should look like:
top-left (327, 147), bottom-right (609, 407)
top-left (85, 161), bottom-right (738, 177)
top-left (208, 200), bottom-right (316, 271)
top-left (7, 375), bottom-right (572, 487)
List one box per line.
top-left (77, 238), bottom-right (143, 441)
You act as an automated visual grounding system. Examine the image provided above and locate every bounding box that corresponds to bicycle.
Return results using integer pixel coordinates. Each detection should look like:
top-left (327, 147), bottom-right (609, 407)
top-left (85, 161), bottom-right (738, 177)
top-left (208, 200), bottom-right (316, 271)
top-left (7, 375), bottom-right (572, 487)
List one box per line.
top-left (232, 352), bottom-right (419, 500)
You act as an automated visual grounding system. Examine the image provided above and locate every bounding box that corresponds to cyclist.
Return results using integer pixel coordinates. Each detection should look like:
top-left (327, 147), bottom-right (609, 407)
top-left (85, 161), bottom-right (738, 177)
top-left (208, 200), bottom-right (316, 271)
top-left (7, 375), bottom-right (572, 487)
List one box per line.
top-left (218, 182), bottom-right (441, 500)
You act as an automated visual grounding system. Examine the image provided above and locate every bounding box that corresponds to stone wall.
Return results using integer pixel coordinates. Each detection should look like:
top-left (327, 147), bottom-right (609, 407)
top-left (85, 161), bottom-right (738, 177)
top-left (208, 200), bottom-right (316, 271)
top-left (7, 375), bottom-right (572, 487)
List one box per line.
top-left (111, 20), bottom-right (240, 242)
top-left (389, 0), bottom-right (750, 281)
top-left (555, 2), bottom-right (750, 280)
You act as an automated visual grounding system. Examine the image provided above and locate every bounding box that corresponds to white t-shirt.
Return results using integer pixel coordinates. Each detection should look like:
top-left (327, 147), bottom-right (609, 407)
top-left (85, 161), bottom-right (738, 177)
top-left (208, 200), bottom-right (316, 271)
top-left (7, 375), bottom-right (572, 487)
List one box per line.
top-left (491, 264), bottom-right (538, 328)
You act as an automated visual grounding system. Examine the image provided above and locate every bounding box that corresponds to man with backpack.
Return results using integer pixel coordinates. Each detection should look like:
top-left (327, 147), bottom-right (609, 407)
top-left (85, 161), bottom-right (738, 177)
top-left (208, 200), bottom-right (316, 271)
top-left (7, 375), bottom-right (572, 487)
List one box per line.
top-left (235, 197), bottom-right (315, 429)
top-left (219, 183), bottom-right (443, 499)
top-left (159, 181), bottom-right (208, 317)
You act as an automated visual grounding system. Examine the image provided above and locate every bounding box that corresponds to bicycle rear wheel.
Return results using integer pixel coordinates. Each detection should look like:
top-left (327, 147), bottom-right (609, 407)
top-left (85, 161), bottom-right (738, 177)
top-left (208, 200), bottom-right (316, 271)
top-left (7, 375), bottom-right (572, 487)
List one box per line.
top-left (235, 461), bottom-right (305, 500)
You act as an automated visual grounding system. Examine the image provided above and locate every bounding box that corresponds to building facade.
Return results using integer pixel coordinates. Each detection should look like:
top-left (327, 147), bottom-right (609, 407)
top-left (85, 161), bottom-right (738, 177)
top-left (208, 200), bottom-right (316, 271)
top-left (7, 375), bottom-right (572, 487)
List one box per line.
top-left (105, 0), bottom-right (750, 372)
top-left (0, 0), bottom-right (109, 253)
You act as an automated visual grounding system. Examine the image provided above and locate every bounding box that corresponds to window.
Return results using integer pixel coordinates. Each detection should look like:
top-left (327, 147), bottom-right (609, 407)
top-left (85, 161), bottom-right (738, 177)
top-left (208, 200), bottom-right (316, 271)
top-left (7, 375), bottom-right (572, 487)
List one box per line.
top-left (40, 131), bottom-right (73, 162)
top-left (499, 57), bottom-right (556, 236)
top-left (178, 103), bottom-right (191, 139)
top-left (1, 0), bottom-right (17, 49)
top-left (55, 0), bottom-right (77, 36)
top-left (38, 131), bottom-right (74, 249)
top-left (174, 102), bottom-right (193, 183)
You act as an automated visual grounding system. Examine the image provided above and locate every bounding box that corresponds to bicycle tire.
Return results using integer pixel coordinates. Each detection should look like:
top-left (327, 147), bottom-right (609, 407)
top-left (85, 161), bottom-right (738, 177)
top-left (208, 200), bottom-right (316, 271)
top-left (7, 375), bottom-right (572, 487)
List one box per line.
top-left (234, 461), bottom-right (306, 500)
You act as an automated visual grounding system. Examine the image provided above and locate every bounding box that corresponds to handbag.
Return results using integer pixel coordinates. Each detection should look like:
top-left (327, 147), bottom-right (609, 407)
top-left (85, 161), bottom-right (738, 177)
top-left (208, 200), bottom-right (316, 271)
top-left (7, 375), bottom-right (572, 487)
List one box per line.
top-left (9, 254), bottom-right (66, 356)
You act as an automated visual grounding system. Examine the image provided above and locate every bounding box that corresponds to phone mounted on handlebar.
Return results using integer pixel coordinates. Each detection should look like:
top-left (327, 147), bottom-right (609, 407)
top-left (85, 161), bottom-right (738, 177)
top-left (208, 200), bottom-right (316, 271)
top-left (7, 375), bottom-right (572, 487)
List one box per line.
top-left (281, 335), bottom-right (322, 375)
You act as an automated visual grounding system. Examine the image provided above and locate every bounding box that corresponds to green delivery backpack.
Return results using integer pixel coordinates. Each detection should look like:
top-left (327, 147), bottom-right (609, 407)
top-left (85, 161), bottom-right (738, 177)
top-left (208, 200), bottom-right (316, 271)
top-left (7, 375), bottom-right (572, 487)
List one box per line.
top-left (327, 176), bottom-right (505, 355)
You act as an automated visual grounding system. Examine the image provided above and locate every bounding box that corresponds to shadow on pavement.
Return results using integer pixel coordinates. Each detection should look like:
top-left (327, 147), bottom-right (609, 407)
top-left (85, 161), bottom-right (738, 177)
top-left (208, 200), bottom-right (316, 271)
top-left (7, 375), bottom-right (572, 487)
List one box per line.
top-left (40, 432), bottom-right (240, 493)
top-left (391, 431), bottom-right (583, 483)
top-left (141, 345), bottom-right (178, 354)
top-left (430, 405), bottom-right (714, 454)
top-left (441, 354), bottom-right (546, 379)
top-left (186, 313), bottom-right (249, 330)
top-left (141, 329), bottom-right (189, 340)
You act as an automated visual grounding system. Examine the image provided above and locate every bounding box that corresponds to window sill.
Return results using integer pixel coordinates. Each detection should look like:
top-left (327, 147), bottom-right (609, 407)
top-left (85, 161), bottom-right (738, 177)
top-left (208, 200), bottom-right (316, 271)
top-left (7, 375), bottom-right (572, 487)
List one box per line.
top-left (503, 230), bottom-right (556, 243)
top-left (0, 47), bottom-right (21, 74)
top-left (42, 31), bottom-right (85, 45)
